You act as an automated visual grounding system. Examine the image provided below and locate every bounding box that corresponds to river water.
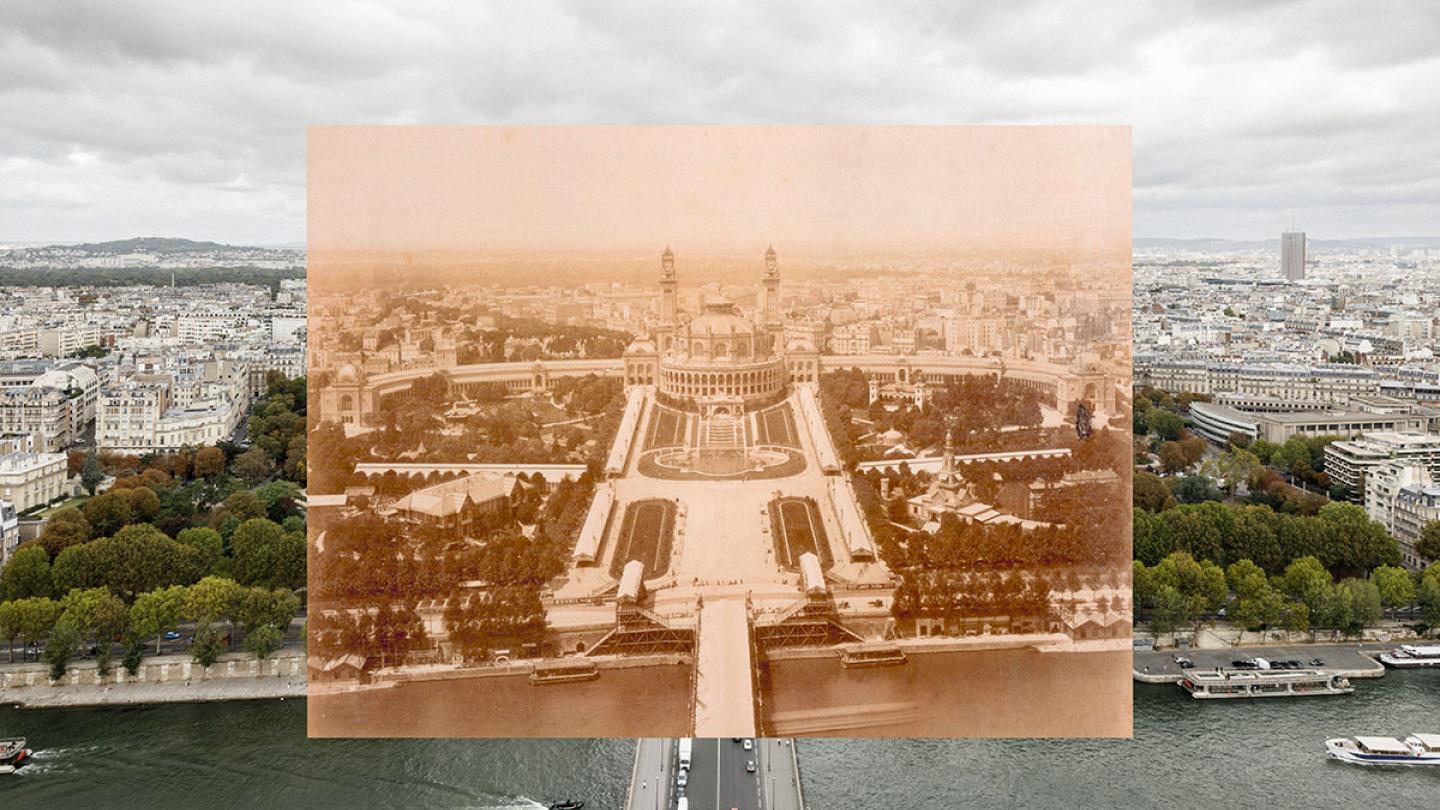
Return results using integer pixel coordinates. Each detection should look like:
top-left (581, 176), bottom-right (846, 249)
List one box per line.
top-left (2, 671), bottom-right (1436, 808)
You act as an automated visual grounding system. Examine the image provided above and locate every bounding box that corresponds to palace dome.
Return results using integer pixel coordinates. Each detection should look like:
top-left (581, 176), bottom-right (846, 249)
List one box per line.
top-left (335, 363), bottom-right (362, 384)
top-left (625, 337), bottom-right (658, 355)
top-left (686, 296), bottom-right (755, 338)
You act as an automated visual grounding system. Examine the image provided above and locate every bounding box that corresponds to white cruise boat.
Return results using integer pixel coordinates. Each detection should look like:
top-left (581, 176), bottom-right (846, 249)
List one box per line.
top-left (1326, 734), bottom-right (1440, 766)
top-left (1377, 644), bottom-right (1440, 669)
top-left (1179, 667), bottom-right (1352, 699)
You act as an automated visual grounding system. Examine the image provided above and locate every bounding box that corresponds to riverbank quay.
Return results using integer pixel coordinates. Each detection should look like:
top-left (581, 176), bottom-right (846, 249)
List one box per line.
top-left (366, 652), bottom-right (690, 686)
top-left (1134, 619), bottom-right (1428, 651)
top-left (1133, 642), bottom-right (1391, 684)
top-left (1, 649), bottom-right (305, 708)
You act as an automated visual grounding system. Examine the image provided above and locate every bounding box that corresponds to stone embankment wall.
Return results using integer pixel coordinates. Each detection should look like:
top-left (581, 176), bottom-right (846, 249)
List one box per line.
top-left (1, 649), bottom-right (306, 707)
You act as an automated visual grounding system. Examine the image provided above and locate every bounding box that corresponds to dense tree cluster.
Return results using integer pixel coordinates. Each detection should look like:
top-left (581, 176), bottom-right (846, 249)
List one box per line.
top-left (0, 267), bottom-right (304, 289)
top-left (0, 578), bottom-right (300, 679)
top-left (818, 368), bottom-right (1050, 467)
top-left (892, 569), bottom-right (1055, 625)
top-left (448, 314), bottom-right (632, 364)
top-left (309, 372), bottom-right (625, 499)
top-left (1135, 552), bottom-right (1440, 642)
top-left (816, 368), bottom-right (1131, 626)
top-left (0, 376), bottom-right (309, 679)
top-left (311, 465), bottom-right (598, 663)
top-left (1134, 501), bottom-right (1400, 579)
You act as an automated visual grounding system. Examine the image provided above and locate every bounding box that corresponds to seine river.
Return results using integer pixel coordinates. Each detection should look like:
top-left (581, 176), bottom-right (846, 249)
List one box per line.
top-left (2, 671), bottom-right (1436, 808)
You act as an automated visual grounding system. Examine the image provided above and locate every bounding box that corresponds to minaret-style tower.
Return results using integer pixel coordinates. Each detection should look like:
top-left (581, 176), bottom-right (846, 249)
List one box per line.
top-left (762, 244), bottom-right (782, 349)
top-left (659, 246), bottom-right (677, 350)
top-left (936, 427), bottom-right (963, 492)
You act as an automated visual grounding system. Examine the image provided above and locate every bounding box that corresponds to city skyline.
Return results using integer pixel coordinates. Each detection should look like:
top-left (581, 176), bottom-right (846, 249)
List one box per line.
top-left (3, 2), bottom-right (1439, 244)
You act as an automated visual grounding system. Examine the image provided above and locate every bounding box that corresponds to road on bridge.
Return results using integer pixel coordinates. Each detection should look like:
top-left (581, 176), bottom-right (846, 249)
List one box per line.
top-left (685, 738), bottom-right (763, 810)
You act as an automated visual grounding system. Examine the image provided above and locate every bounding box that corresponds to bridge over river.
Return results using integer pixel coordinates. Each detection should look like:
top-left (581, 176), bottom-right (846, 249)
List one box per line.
top-left (626, 737), bottom-right (805, 810)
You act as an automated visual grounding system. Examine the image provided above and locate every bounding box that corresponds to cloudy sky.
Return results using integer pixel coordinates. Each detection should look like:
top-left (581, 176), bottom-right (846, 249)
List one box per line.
top-left (2, 1), bottom-right (1437, 245)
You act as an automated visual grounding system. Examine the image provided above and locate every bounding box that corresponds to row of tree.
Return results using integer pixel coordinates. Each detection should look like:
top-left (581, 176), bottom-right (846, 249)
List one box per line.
top-left (1134, 501), bottom-right (1403, 579)
top-left (5, 513), bottom-right (305, 604)
top-left (0, 578), bottom-right (300, 681)
top-left (891, 569), bottom-right (1056, 623)
top-left (1135, 552), bottom-right (1440, 641)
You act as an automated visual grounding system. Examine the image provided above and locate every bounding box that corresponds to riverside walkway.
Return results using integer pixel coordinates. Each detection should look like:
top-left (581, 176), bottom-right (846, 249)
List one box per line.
top-left (626, 737), bottom-right (805, 810)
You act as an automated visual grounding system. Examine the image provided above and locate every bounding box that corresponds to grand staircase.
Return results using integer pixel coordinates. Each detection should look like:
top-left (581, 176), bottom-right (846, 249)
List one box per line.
top-left (700, 413), bottom-right (742, 449)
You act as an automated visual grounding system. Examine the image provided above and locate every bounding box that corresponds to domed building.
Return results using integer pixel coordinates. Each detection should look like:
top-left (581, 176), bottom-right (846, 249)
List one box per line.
top-left (317, 363), bottom-right (370, 425)
top-left (624, 247), bottom-right (819, 416)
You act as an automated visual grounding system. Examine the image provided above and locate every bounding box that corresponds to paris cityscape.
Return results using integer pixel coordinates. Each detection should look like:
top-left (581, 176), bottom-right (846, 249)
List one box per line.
top-left (0, 229), bottom-right (1436, 805)
top-left (3, 1), bottom-right (1439, 807)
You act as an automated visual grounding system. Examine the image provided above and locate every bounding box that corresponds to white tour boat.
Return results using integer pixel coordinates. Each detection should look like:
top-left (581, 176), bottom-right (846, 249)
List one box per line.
top-left (1377, 644), bottom-right (1440, 669)
top-left (1178, 667), bottom-right (1352, 699)
top-left (1325, 733), bottom-right (1440, 766)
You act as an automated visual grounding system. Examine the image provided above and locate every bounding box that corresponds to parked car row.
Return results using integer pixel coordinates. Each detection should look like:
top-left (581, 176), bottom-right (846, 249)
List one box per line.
top-left (1230, 656), bottom-right (1325, 670)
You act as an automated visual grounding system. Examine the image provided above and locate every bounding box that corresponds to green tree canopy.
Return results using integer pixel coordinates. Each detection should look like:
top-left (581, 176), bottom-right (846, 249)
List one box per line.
top-left (89, 524), bottom-right (207, 602)
top-left (1169, 475), bottom-right (1223, 504)
top-left (1418, 520), bottom-right (1440, 564)
top-left (1337, 578), bottom-right (1382, 632)
top-left (1316, 501), bottom-right (1401, 576)
top-left (232, 447), bottom-right (276, 486)
top-left (1134, 472), bottom-right (1176, 513)
top-left (81, 491), bottom-right (134, 537)
top-left (1, 545), bottom-right (53, 600)
top-left (38, 506), bottom-right (91, 558)
top-left (12, 596), bottom-right (62, 651)
top-left (193, 446), bottom-right (226, 479)
top-left (184, 576), bottom-right (244, 625)
top-left (176, 527), bottom-right (225, 574)
top-left (0, 601), bottom-right (21, 661)
top-left (231, 518), bottom-right (305, 589)
top-left (80, 449), bottom-right (105, 495)
top-left (1148, 410), bottom-right (1185, 442)
top-left (1280, 556), bottom-right (1333, 615)
top-left (129, 584), bottom-right (189, 656)
top-left (1372, 565), bottom-right (1417, 616)
top-left (121, 485), bottom-right (162, 523)
top-left (51, 542), bottom-right (100, 594)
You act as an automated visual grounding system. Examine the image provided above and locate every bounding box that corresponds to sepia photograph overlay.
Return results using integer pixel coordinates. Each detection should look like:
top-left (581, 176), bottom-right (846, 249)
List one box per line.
top-left (305, 126), bottom-right (1134, 738)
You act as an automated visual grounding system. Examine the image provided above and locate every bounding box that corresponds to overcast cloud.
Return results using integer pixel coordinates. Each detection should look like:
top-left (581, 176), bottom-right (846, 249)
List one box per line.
top-left (1, 0), bottom-right (1437, 244)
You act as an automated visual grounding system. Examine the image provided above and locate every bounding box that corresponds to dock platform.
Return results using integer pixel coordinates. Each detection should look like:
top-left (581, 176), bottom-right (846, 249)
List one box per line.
top-left (1133, 643), bottom-right (1388, 684)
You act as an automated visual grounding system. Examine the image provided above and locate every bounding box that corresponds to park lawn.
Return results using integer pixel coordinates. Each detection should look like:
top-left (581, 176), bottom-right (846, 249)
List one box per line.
top-left (31, 494), bottom-right (89, 518)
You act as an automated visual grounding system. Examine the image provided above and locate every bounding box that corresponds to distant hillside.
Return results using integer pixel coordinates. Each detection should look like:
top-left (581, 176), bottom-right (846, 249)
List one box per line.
top-left (1135, 236), bottom-right (1440, 251)
top-left (72, 237), bottom-right (239, 254)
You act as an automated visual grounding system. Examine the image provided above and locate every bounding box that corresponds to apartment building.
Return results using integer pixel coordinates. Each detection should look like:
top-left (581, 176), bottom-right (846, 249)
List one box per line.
top-left (1136, 358), bottom-right (1381, 404)
top-left (0, 500), bottom-right (18, 567)
top-left (0, 451), bottom-right (68, 513)
top-left (1364, 462), bottom-right (1439, 570)
top-left (1326, 432), bottom-right (1440, 501)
